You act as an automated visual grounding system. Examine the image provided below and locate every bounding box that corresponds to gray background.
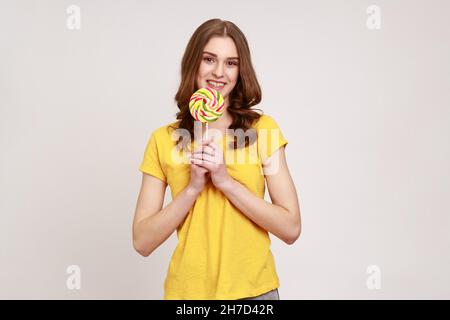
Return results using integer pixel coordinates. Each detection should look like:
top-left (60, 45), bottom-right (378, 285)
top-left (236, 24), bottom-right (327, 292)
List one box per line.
top-left (1, 0), bottom-right (449, 299)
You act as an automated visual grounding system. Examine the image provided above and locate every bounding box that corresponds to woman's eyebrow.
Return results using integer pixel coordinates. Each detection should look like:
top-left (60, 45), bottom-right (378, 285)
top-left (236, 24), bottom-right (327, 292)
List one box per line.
top-left (203, 51), bottom-right (239, 60)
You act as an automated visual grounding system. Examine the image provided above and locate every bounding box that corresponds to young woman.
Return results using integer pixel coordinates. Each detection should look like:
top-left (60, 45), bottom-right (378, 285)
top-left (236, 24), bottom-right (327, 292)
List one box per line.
top-left (133, 19), bottom-right (301, 300)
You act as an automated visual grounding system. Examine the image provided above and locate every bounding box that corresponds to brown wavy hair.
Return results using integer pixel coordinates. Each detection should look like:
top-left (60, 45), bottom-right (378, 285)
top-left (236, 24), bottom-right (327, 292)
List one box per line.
top-left (170, 18), bottom-right (263, 149)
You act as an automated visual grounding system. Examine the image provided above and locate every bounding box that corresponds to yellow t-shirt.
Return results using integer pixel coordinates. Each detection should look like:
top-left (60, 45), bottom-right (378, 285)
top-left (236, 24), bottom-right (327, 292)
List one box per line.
top-left (139, 114), bottom-right (288, 300)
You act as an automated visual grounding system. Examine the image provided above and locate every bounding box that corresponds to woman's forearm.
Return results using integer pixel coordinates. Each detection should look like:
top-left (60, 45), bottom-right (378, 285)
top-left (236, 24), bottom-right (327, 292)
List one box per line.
top-left (133, 185), bottom-right (200, 256)
top-left (218, 178), bottom-right (300, 244)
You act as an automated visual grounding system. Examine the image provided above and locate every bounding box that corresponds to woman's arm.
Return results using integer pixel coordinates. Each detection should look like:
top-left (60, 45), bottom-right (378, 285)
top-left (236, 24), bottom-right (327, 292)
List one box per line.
top-left (134, 139), bottom-right (212, 257)
top-left (218, 147), bottom-right (301, 244)
top-left (132, 173), bottom-right (201, 257)
top-left (191, 142), bottom-right (301, 245)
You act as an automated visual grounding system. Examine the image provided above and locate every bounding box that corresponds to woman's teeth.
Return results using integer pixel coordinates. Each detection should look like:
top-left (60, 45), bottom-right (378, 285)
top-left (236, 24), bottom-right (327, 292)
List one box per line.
top-left (207, 80), bottom-right (225, 88)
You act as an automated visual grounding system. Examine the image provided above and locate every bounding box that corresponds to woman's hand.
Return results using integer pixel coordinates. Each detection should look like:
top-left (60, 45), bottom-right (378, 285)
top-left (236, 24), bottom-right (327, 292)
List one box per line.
top-left (189, 137), bottom-right (232, 191)
top-left (187, 141), bottom-right (211, 194)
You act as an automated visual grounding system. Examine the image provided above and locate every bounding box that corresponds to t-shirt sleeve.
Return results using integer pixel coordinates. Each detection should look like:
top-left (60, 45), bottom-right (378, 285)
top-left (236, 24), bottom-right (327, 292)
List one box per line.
top-left (139, 131), bottom-right (167, 183)
top-left (257, 115), bottom-right (288, 164)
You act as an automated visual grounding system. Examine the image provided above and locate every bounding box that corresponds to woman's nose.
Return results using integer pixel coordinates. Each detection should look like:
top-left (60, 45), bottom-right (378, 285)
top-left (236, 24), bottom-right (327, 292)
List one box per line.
top-left (213, 63), bottom-right (224, 78)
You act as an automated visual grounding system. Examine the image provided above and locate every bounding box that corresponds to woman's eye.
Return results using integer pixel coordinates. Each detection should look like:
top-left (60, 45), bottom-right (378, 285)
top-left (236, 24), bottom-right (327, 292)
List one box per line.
top-left (204, 57), bottom-right (214, 63)
top-left (228, 61), bottom-right (238, 66)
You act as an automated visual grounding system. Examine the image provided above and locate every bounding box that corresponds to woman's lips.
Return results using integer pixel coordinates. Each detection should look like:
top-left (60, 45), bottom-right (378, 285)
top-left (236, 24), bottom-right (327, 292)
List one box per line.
top-left (206, 80), bottom-right (225, 90)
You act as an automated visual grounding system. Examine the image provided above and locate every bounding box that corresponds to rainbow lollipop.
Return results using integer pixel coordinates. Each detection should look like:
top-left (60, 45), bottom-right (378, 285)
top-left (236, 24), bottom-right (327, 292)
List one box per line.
top-left (189, 87), bottom-right (224, 139)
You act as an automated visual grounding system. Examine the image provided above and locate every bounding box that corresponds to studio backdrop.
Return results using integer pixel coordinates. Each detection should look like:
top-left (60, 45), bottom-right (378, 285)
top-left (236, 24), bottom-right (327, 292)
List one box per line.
top-left (0, 0), bottom-right (449, 299)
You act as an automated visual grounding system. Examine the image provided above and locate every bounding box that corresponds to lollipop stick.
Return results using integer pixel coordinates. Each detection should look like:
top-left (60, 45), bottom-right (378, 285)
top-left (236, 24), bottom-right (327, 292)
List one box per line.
top-left (205, 122), bottom-right (208, 140)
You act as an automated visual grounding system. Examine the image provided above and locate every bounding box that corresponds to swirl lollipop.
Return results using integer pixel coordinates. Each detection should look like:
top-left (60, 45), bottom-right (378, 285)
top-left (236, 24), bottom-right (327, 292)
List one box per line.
top-left (189, 87), bottom-right (225, 139)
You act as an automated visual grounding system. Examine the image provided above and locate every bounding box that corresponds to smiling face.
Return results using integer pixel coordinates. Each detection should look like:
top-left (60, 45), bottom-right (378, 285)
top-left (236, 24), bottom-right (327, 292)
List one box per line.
top-left (196, 36), bottom-right (240, 106)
